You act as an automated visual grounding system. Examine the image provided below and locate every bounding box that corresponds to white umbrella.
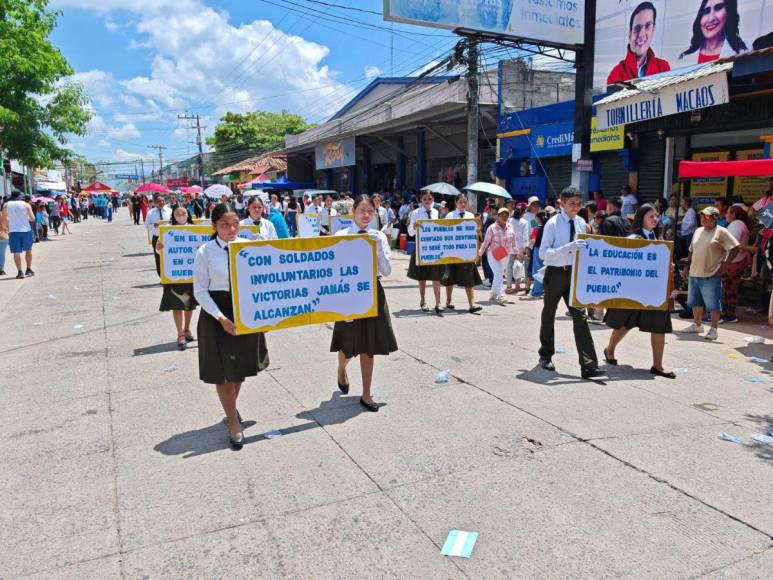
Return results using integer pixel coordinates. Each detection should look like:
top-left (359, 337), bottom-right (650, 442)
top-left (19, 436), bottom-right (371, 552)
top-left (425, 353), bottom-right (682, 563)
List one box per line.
top-left (464, 181), bottom-right (512, 199)
top-left (421, 182), bottom-right (462, 196)
top-left (204, 184), bottom-right (233, 199)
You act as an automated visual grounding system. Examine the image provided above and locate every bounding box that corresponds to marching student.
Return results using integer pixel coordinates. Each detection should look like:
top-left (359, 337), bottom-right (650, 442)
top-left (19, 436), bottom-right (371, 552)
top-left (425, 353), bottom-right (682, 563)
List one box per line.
top-left (331, 194), bottom-right (398, 412)
top-left (407, 190), bottom-right (444, 315)
top-left (193, 203), bottom-right (270, 450)
top-left (317, 194), bottom-right (338, 235)
top-left (156, 205), bottom-right (198, 350)
top-left (240, 195), bottom-right (278, 240)
top-left (537, 186), bottom-right (603, 380)
top-left (144, 193), bottom-right (172, 277)
top-left (479, 207), bottom-right (516, 305)
top-left (603, 204), bottom-right (675, 378)
top-left (441, 193), bottom-right (483, 313)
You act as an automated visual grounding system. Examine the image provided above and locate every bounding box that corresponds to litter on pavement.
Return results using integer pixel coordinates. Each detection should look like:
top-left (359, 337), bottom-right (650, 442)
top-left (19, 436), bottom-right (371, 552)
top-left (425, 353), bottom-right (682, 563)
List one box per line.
top-left (673, 367), bottom-right (689, 375)
top-left (72, 324), bottom-right (84, 330)
top-left (441, 530), bottom-right (478, 559)
top-left (744, 336), bottom-right (766, 344)
top-left (47, 294), bottom-right (56, 300)
top-left (742, 376), bottom-right (766, 384)
top-left (264, 430), bottom-right (283, 439)
top-left (727, 353), bottom-right (740, 359)
top-left (749, 356), bottom-right (768, 363)
top-left (751, 433), bottom-right (773, 444)
top-left (719, 432), bottom-right (742, 444)
top-left (435, 370), bottom-right (451, 384)
top-left (554, 347), bottom-right (566, 355)
top-left (34, 321), bottom-right (44, 326)
top-left (165, 363), bottom-right (178, 372)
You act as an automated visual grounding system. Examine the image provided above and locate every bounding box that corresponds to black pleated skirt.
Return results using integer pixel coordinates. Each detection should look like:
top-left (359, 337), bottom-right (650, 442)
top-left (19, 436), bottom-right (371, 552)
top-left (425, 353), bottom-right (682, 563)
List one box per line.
top-left (604, 308), bottom-right (673, 334)
top-left (407, 249), bottom-right (444, 281)
top-left (330, 280), bottom-right (398, 358)
top-left (198, 291), bottom-right (270, 384)
top-left (159, 283), bottom-right (198, 312)
top-left (441, 263), bottom-right (482, 288)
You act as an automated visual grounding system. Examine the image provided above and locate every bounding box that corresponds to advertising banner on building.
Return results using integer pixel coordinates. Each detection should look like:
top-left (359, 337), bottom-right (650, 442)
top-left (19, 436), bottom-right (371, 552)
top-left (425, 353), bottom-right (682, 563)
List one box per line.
top-left (383, 0), bottom-right (584, 47)
top-left (501, 118), bottom-right (626, 159)
top-left (594, 0), bottom-right (773, 89)
top-left (595, 69), bottom-right (730, 129)
top-left (228, 236), bottom-right (378, 335)
top-left (690, 151), bottom-right (729, 197)
top-left (315, 137), bottom-right (356, 170)
top-left (571, 234), bottom-right (673, 310)
top-left (733, 149), bottom-right (770, 202)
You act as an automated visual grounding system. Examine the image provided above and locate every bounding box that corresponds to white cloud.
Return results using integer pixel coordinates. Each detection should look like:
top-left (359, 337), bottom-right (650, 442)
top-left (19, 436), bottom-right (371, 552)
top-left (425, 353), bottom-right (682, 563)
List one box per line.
top-left (364, 65), bottom-right (382, 79)
top-left (104, 17), bottom-right (119, 31)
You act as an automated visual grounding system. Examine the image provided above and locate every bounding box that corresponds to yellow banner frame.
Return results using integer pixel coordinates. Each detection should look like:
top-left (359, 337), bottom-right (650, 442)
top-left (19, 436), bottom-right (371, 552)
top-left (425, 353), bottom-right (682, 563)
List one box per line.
top-left (571, 234), bottom-right (673, 311)
top-left (158, 224), bottom-right (259, 284)
top-left (416, 218), bottom-right (481, 266)
top-left (228, 235), bottom-right (378, 335)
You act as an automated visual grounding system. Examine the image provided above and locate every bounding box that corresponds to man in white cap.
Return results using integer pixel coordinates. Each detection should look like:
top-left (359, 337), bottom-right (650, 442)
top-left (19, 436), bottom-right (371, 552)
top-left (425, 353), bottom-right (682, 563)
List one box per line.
top-left (524, 196), bottom-right (541, 229)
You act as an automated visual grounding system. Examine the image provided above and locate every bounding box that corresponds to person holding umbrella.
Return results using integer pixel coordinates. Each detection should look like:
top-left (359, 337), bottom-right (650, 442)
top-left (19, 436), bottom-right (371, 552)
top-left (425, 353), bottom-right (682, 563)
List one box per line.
top-left (407, 190), bottom-right (444, 315)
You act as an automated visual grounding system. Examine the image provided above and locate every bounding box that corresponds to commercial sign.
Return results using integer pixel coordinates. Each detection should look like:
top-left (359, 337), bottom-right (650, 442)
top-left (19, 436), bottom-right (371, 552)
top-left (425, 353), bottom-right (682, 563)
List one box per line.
top-left (166, 178), bottom-right (189, 188)
top-left (594, 0), bottom-right (773, 89)
top-left (315, 137), bottom-right (356, 170)
top-left (571, 234), bottom-right (673, 310)
top-left (734, 149), bottom-right (770, 203)
top-left (383, 0), bottom-right (584, 47)
top-left (501, 118), bottom-right (625, 159)
top-left (228, 235), bottom-right (378, 334)
top-left (690, 151), bottom-right (729, 197)
top-left (595, 70), bottom-right (729, 129)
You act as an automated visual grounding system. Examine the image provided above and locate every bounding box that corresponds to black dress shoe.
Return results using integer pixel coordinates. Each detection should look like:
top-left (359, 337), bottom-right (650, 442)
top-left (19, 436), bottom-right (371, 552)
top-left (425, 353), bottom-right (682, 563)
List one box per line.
top-left (603, 348), bottom-right (618, 366)
top-left (539, 357), bottom-right (555, 371)
top-left (469, 305), bottom-right (483, 314)
top-left (650, 366), bottom-right (676, 379)
top-left (229, 432), bottom-right (244, 450)
top-left (25, 268), bottom-right (34, 277)
top-left (337, 373), bottom-right (349, 395)
top-left (445, 303), bottom-right (456, 310)
top-left (581, 367), bottom-right (606, 380)
top-left (15, 271), bottom-right (24, 279)
top-left (434, 306), bottom-right (443, 316)
top-left (359, 397), bottom-right (379, 412)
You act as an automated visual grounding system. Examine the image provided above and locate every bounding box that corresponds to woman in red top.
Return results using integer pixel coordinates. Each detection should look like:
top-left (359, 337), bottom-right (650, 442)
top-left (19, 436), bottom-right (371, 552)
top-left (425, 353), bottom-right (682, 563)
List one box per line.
top-left (140, 194), bottom-right (149, 221)
top-left (58, 197), bottom-right (72, 235)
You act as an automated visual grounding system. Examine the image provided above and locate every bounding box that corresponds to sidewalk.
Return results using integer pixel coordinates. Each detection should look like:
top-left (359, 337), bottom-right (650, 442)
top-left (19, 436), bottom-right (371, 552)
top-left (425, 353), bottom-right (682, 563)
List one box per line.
top-left (1, 214), bottom-right (771, 578)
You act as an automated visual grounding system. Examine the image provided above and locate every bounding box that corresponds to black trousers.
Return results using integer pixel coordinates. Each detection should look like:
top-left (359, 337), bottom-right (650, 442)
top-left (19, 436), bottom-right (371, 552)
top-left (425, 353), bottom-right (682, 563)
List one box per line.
top-left (538, 266), bottom-right (598, 370)
top-left (152, 235), bottom-right (160, 277)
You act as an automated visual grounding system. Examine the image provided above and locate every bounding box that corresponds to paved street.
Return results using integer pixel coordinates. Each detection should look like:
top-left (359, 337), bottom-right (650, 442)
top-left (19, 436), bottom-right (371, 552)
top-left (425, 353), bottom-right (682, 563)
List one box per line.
top-left (1, 212), bottom-right (772, 579)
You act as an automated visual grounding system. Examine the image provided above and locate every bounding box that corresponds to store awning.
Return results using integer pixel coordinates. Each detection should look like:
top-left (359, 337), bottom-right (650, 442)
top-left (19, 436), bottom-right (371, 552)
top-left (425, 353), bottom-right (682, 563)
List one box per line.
top-left (679, 158), bottom-right (773, 178)
top-left (595, 62), bottom-right (733, 130)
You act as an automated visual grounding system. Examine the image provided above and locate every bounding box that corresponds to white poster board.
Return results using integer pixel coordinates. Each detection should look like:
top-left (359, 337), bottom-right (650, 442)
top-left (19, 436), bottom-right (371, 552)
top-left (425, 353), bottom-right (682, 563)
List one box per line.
top-left (330, 215), bottom-right (355, 235)
top-left (416, 218), bottom-right (480, 266)
top-left (297, 213), bottom-right (320, 238)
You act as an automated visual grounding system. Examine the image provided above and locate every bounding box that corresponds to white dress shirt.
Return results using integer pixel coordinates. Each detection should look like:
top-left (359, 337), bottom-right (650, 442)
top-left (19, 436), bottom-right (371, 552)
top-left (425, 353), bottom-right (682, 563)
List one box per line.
top-left (375, 206), bottom-right (389, 232)
top-left (317, 206), bottom-right (338, 233)
top-left (193, 237), bottom-right (232, 320)
top-left (539, 210), bottom-right (588, 267)
top-left (509, 217), bottom-right (531, 253)
top-left (240, 217), bottom-right (278, 240)
top-left (681, 207), bottom-right (698, 236)
top-left (145, 206), bottom-right (172, 238)
top-left (408, 206), bottom-right (439, 237)
top-left (336, 226), bottom-right (392, 277)
top-left (447, 209), bottom-right (474, 219)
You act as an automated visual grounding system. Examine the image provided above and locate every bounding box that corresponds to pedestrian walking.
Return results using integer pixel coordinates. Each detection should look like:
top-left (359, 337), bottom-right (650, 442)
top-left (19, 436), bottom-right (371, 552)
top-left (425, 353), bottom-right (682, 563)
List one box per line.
top-left (720, 205), bottom-right (751, 323)
top-left (58, 196), bottom-right (72, 235)
top-left (193, 203), bottom-right (270, 450)
top-left (6, 190), bottom-right (35, 278)
top-left (537, 186), bottom-right (602, 379)
top-left (139, 194), bottom-right (149, 222)
top-left (0, 199), bottom-right (9, 276)
top-left (156, 205), bottom-right (198, 350)
top-left (331, 194), bottom-right (398, 412)
top-left (144, 194), bottom-right (172, 277)
top-left (480, 207), bottom-right (516, 305)
top-left (603, 204), bottom-right (675, 378)
top-left (682, 206), bottom-right (740, 340)
top-left (407, 191), bottom-right (444, 314)
top-left (441, 194), bottom-right (483, 313)
top-left (505, 205), bottom-right (530, 294)
top-left (529, 210), bottom-right (548, 298)
top-left (131, 193), bottom-right (142, 225)
top-left (240, 196), bottom-right (278, 240)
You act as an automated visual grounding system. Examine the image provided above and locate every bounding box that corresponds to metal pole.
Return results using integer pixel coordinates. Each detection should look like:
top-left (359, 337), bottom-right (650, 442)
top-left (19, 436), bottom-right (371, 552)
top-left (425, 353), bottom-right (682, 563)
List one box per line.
top-left (466, 37), bottom-right (480, 212)
top-left (140, 158), bottom-right (145, 183)
top-left (196, 115), bottom-right (205, 186)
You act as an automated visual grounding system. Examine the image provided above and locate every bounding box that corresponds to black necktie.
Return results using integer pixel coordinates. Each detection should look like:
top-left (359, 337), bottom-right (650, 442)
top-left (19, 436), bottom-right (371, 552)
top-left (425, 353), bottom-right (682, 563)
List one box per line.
top-left (254, 220), bottom-right (260, 227)
top-left (569, 218), bottom-right (575, 242)
top-left (426, 209), bottom-right (431, 218)
top-left (358, 229), bottom-right (367, 234)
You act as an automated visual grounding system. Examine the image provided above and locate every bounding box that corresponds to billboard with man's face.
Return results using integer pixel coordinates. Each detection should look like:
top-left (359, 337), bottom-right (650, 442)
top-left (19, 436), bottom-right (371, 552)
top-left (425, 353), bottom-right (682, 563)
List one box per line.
top-left (594, 0), bottom-right (773, 89)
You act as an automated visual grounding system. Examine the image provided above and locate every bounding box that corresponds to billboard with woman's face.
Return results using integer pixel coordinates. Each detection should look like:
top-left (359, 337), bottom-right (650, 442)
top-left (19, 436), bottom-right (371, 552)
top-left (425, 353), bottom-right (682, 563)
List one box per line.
top-left (595, 0), bottom-right (773, 89)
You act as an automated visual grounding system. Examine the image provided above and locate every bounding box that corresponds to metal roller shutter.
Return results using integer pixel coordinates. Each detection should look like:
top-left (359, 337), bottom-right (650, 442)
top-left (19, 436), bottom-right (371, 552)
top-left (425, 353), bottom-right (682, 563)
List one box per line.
top-left (540, 156), bottom-right (572, 199)
top-left (597, 152), bottom-right (629, 196)
top-left (637, 132), bottom-right (666, 203)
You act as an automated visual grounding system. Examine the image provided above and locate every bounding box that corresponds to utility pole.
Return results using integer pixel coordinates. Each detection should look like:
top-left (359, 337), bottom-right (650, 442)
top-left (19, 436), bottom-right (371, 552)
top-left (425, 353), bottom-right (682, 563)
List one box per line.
top-left (148, 144), bottom-right (167, 182)
top-left (139, 157), bottom-right (145, 183)
top-left (465, 37), bottom-right (480, 212)
top-left (178, 113), bottom-right (206, 186)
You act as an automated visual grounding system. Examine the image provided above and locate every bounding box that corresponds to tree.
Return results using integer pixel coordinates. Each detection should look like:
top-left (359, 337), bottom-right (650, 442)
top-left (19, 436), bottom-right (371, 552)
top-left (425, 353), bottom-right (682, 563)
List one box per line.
top-left (206, 110), bottom-right (314, 160)
top-left (0, 0), bottom-right (92, 168)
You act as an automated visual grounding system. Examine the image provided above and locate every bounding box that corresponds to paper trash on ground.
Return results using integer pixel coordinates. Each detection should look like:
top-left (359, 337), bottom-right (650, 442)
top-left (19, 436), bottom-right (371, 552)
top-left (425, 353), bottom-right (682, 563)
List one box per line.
top-left (441, 530), bottom-right (478, 559)
top-left (719, 432), bottom-right (742, 444)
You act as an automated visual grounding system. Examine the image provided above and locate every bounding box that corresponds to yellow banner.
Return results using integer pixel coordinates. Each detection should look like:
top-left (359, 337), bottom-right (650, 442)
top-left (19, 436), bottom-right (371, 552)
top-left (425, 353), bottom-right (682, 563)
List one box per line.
top-left (690, 151), bottom-right (729, 197)
top-left (590, 117), bottom-right (625, 152)
top-left (229, 235), bottom-right (378, 335)
top-left (733, 149), bottom-right (770, 204)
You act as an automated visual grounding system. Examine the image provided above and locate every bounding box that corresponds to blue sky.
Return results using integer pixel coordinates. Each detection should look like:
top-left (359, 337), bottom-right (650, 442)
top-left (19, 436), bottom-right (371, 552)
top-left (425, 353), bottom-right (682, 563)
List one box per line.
top-left (48, 0), bottom-right (457, 171)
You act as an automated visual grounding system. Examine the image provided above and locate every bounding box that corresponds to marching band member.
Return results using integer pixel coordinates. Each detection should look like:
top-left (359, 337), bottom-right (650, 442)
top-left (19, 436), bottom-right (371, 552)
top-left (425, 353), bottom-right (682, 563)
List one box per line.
top-left (407, 190), bottom-right (444, 315)
top-left (331, 194), bottom-right (398, 412)
top-left (441, 194), bottom-right (483, 313)
top-left (193, 203), bottom-right (270, 450)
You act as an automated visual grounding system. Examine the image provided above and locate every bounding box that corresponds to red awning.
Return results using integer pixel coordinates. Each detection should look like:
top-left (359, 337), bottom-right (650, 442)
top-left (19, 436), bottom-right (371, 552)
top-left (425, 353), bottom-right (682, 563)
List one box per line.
top-left (679, 159), bottom-right (773, 179)
top-left (82, 181), bottom-right (113, 192)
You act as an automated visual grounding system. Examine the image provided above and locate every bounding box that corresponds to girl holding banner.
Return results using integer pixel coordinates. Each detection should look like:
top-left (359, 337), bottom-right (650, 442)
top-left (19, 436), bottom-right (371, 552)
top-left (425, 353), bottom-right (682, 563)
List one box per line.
top-left (331, 194), bottom-right (398, 413)
top-left (156, 205), bottom-right (198, 350)
top-left (193, 203), bottom-right (270, 449)
top-left (441, 194), bottom-right (483, 313)
top-left (240, 196), bottom-right (278, 240)
top-left (407, 191), bottom-right (444, 315)
top-left (603, 204), bottom-right (675, 379)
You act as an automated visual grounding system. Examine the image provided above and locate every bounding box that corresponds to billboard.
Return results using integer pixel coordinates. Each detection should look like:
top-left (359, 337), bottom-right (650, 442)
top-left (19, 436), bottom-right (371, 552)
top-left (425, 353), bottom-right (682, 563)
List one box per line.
top-left (383, 1), bottom-right (584, 47)
top-left (595, 0), bottom-right (773, 89)
top-left (315, 137), bottom-right (356, 171)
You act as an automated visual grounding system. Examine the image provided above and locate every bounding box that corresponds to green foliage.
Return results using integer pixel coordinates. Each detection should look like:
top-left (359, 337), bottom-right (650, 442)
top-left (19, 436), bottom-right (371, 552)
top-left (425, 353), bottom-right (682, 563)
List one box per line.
top-left (0, 0), bottom-right (92, 167)
top-left (205, 110), bottom-right (314, 157)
